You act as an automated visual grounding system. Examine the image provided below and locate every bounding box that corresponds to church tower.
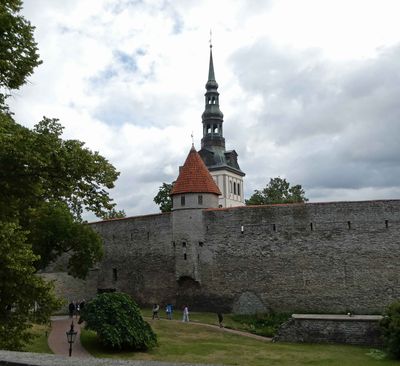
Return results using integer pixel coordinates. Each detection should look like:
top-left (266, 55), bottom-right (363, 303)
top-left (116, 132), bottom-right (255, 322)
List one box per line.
top-left (198, 45), bottom-right (245, 207)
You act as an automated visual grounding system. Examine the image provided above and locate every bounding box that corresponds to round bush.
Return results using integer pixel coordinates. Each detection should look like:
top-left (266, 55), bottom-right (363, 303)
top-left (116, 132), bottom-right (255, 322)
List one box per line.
top-left (81, 292), bottom-right (157, 350)
top-left (380, 301), bottom-right (400, 359)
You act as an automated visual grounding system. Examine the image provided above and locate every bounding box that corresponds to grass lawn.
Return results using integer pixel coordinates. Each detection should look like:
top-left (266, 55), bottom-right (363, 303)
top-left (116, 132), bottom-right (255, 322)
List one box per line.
top-left (80, 319), bottom-right (399, 366)
top-left (22, 323), bottom-right (52, 354)
top-left (141, 308), bottom-right (263, 333)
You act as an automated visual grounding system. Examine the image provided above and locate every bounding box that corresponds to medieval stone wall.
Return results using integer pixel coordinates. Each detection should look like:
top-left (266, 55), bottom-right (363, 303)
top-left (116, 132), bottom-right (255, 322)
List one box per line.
top-left (90, 213), bottom-right (175, 306)
top-left (274, 314), bottom-right (383, 346)
top-left (81, 199), bottom-right (400, 314)
top-left (199, 200), bottom-right (400, 313)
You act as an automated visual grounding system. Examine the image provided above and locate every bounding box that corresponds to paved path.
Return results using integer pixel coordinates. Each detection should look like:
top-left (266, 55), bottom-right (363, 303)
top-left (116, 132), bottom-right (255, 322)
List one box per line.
top-left (48, 315), bottom-right (92, 358)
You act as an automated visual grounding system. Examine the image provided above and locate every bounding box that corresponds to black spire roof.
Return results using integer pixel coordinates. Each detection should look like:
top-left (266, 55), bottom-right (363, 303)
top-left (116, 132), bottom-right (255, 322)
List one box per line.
top-left (198, 45), bottom-right (245, 177)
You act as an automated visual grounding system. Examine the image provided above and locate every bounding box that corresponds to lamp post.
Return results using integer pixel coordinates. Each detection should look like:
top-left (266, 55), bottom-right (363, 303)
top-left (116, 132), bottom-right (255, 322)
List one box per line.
top-left (66, 321), bottom-right (77, 357)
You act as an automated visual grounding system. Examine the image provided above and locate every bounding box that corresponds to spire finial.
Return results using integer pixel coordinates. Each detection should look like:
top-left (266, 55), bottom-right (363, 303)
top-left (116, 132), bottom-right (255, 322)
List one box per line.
top-left (191, 131), bottom-right (194, 148)
top-left (209, 29), bottom-right (212, 49)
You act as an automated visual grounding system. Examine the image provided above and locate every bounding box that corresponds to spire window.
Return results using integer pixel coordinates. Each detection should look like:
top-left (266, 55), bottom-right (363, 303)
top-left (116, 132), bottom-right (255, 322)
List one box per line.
top-left (207, 124), bottom-right (211, 134)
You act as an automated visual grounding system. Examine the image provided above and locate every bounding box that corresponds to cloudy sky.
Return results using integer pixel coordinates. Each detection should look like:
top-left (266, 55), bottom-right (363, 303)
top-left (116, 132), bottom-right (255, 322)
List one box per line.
top-left (10, 0), bottom-right (400, 218)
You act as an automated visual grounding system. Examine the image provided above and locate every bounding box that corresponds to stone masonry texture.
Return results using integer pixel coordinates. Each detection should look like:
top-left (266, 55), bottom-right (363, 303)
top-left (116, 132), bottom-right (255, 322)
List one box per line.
top-left (274, 314), bottom-right (383, 346)
top-left (49, 200), bottom-right (400, 314)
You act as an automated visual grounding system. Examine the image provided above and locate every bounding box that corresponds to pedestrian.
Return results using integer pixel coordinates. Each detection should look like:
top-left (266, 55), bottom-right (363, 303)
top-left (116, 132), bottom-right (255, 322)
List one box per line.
top-left (68, 301), bottom-right (75, 318)
top-left (79, 299), bottom-right (85, 312)
top-left (182, 305), bottom-right (189, 322)
top-left (152, 303), bottom-right (160, 320)
top-left (165, 303), bottom-right (173, 320)
top-left (75, 301), bottom-right (80, 318)
top-left (217, 312), bottom-right (224, 328)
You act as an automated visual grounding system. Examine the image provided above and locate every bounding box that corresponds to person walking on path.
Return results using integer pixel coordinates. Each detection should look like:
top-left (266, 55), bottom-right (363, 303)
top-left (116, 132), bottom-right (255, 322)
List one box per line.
top-left (182, 305), bottom-right (189, 322)
top-left (68, 301), bottom-right (75, 318)
top-left (217, 312), bottom-right (224, 328)
top-left (165, 303), bottom-right (173, 320)
top-left (152, 303), bottom-right (160, 320)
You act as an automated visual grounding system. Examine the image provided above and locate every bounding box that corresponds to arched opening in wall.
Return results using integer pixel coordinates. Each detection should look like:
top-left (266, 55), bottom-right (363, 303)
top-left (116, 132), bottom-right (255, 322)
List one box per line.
top-left (207, 124), bottom-right (211, 134)
top-left (176, 276), bottom-right (201, 309)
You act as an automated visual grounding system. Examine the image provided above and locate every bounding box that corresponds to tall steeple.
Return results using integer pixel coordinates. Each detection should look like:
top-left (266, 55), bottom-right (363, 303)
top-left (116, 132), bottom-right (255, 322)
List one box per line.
top-left (198, 43), bottom-right (245, 208)
top-left (201, 44), bottom-right (225, 150)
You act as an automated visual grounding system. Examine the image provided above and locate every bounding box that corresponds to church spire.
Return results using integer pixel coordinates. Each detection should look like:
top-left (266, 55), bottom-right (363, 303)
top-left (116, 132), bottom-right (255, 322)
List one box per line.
top-left (201, 44), bottom-right (225, 150)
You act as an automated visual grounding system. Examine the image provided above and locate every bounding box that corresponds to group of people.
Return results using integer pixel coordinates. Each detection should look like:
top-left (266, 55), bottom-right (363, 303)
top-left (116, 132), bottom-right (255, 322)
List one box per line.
top-left (68, 299), bottom-right (85, 318)
top-left (152, 303), bottom-right (176, 320)
top-left (151, 303), bottom-right (224, 327)
top-left (152, 303), bottom-right (189, 322)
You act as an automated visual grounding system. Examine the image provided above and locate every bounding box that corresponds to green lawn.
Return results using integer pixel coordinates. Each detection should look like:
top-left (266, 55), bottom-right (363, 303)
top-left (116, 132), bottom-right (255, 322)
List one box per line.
top-left (80, 319), bottom-right (399, 366)
top-left (141, 308), bottom-right (266, 333)
top-left (23, 323), bottom-right (52, 354)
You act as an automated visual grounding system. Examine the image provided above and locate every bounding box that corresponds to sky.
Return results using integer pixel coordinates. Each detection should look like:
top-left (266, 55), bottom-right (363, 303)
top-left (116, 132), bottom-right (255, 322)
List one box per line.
top-left (10, 0), bottom-right (400, 219)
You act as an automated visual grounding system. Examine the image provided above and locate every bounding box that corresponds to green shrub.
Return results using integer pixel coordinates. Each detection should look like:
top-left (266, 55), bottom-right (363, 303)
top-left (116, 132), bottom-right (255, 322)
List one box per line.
top-left (380, 301), bottom-right (400, 359)
top-left (80, 292), bottom-right (157, 351)
top-left (231, 312), bottom-right (290, 337)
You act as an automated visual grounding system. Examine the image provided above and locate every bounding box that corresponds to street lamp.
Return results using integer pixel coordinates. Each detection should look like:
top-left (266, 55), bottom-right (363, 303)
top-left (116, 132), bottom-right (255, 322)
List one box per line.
top-left (66, 321), bottom-right (77, 357)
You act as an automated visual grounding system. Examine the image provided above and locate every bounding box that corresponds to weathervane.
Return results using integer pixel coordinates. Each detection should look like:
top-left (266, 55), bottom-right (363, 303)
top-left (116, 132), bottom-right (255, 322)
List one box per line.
top-left (191, 131), bottom-right (194, 147)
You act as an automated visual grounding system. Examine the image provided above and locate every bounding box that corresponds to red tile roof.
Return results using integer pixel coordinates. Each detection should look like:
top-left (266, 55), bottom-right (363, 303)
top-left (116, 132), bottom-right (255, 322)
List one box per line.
top-left (171, 146), bottom-right (221, 196)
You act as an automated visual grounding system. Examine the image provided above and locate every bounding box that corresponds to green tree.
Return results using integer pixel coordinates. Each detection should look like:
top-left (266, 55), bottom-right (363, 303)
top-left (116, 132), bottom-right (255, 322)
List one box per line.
top-left (27, 201), bottom-right (103, 278)
top-left (246, 177), bottom-right (308, 205)
top-left (0, 0), bottom-right (41, 111)
top-left (101, 208), bottom-right (127, 220)
top-left (0, 222), bottom-right (60, 350)
top-left (380, 301), bottom-right (400, 359)
top-left (0, 116), bottom-right (120, 221)
top-left (153, 182), bottom-right (173, 212)
top-left (81, 292), bottom-right (157, 350)
top-left (0, 0), bottom-right (122, 349)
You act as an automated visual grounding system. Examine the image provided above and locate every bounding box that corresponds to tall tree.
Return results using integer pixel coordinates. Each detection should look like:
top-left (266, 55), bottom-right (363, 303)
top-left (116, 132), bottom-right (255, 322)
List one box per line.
top-left (0, 0), bottom-right (122, 349)
top-left (246, 177), bottom-right (308, 205)
top-left (0, 0), bottom-right (41, 111)
top-left (0, 222), bottom-right (60, 350)
top-left (153, 182), bottom-right (173, 212)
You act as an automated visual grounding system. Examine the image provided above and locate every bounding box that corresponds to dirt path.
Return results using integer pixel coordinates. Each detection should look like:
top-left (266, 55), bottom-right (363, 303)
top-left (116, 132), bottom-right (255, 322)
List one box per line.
top-left (147, 317), bottom-right (273, 342)
top-left (48, 315), bottom-right (92, 358)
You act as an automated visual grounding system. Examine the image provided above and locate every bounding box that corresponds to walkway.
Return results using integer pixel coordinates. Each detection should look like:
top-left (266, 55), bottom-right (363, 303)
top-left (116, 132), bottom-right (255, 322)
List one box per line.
top-left (147, 317), bottom-right (272, 342)
top-left (48, 315), bottom-right (92, 358)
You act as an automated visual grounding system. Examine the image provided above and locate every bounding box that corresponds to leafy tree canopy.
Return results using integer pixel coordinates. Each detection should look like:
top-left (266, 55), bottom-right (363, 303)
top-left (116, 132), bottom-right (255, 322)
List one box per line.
top-left (81, 292), bottom-right (157, 350)
top-left (0, 222), bottom-right (61, 350)
top-left (153, 182), bottom-right (173, 212)
top-left (246, 177), bottom-right (308, 205)
top-left (380, 301), bottom-right (400, 359)
top-left (0, 0), bottom-right (122, 350)
top-left (0, 0), bottom-right (41, 109)
top-left (101, 208), bottom-right (127, 220)
top-left (0, 116), bottom-right (120, 222)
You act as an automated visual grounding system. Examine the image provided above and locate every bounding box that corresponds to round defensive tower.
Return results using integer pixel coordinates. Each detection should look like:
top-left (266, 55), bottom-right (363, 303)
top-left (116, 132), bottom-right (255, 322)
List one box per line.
top-left (170, 145), bottom-right (221, 306)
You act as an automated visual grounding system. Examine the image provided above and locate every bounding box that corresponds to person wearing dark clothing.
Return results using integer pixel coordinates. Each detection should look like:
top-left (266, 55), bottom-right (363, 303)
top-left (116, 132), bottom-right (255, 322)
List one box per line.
top-left (152, 303), bottom-right (160, 320)
top-left (217, 312), bottom-right (224, 328)
top-left (68, 301), bottom-right (75, 318)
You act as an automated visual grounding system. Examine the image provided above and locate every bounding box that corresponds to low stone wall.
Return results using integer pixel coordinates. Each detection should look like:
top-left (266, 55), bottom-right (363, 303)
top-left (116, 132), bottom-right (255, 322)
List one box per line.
top-left (274, 314), bottom-right (383, 346)
top-left (0, 350), bottom-right (214, 366)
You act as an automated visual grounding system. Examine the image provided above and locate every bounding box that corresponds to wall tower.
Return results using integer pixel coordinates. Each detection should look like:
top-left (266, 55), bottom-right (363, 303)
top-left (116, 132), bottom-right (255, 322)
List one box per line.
top-left (198, 44), bottom-right (245, 207)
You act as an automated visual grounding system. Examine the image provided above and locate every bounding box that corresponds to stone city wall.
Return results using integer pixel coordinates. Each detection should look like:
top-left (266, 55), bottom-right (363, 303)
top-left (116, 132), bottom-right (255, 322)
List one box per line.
top-left (273, 314), bottom-right (383, 346)
top-left (49, 199), bottom-right (400, 314)
top-left (90, 212), bottom-right (175, 307)
top-left (198, 200), bottom-right (400, 313)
